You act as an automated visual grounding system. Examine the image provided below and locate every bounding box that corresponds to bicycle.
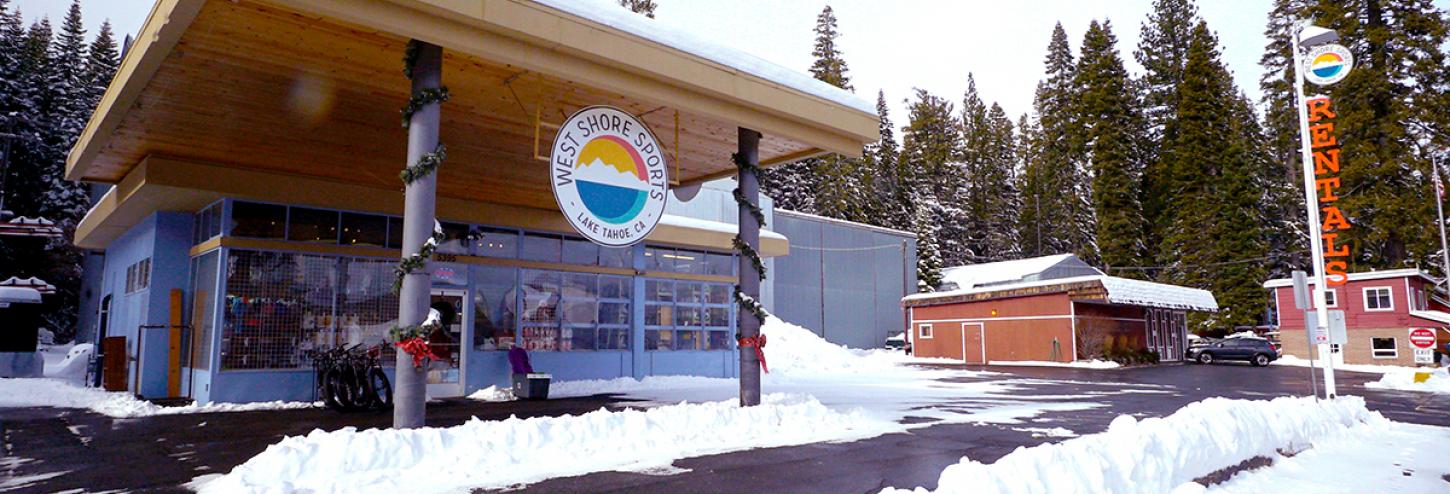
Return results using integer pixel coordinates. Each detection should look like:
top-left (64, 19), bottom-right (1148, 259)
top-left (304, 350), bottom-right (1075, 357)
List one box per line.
top-left (307, 344), bottom-right (392, 412)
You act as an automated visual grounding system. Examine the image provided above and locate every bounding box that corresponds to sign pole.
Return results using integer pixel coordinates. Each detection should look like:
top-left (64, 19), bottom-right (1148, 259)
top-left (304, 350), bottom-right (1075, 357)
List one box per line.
top-left (1292, 25), bottom-right (1337, 399)
top-left (1435, 155), bottom-right (1450, 289)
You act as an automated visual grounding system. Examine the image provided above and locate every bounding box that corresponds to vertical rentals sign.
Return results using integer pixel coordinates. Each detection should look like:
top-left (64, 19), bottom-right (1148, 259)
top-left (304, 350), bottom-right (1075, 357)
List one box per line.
top-left (550, 106), bottom-right (670, 247)
top-left (1308, 95), bottom-right (1351, 285)
top-left (1294, 25), bottom-right (1352, 398)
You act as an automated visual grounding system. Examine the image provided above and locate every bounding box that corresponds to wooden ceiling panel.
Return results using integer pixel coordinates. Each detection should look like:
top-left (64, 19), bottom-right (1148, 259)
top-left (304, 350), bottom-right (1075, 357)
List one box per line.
top-left (85, 0), bottom-right (814, 210)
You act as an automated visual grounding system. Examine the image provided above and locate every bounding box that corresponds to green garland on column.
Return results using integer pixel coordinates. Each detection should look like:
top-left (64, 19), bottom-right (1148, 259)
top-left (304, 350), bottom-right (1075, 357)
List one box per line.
top-left (730, 152), bottom-right (773, 330)
top-left (400, 143), bottom-right (447, 184)
top-left (392, 40), bottom-right (452, 304)
top-left (392, 223), bottom-right (446, 294)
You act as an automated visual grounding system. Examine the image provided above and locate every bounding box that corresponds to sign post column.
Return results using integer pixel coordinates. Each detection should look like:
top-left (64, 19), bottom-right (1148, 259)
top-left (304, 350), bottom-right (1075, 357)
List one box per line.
top-left (394, 41), bottom-right (442, 429)
top-left (737, 128), bottom-right (762, 407)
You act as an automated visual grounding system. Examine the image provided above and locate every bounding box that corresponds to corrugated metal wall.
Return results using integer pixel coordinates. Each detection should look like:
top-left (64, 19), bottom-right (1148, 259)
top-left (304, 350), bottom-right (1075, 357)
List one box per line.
top-left (770, 210), bottom-right (917, 349)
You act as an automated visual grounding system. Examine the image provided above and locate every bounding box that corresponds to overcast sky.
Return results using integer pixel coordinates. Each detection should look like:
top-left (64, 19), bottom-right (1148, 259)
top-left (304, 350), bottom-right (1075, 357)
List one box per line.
top-left (14, 0), bottom-right (1450, 124)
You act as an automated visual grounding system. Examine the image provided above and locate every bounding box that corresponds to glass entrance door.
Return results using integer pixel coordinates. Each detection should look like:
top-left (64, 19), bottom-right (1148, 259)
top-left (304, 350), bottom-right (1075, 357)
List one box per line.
top-left (426, 289), bottom-right (466, 398)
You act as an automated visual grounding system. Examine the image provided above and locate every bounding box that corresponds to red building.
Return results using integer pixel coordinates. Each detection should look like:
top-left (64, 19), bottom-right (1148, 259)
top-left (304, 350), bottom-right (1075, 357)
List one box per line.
top-left (903, 255), bottom-right (1218, 364)
top-left (1264, 269), bottom-right (1450, 366)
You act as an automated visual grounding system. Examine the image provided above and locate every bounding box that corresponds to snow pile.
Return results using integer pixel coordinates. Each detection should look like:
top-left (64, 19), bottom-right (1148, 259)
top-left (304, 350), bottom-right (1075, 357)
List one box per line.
top-left (1223, 331), bottom-right (1264, 340)
top-left (988, 360), bottom-right (1120, 369)
top-left (882, 396), bottom-right (1382, 494)
top-left (198, 393), bottom-right (896, 493)
top-left (42, 343), bottom-right (93, 383)
top-left (465, 385), bottom-right (516, 402)
top-left (0, 378), bottom-right (317, 418)
top-left (1189, 422), bottom-right (1450, 493)
top-left (759, 316), bottom-right (901, 374)
top-left (1364, 367), bottom-right (1450, 394)
top-left (1272, 355), bottom-right (1409, 374)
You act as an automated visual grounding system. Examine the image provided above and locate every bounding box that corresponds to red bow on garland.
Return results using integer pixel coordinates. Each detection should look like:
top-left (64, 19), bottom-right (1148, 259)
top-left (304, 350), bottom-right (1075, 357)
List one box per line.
top-left (737, 334), bottom-right (768, 373)
top-left (395, 337), bottom-right (442, 368)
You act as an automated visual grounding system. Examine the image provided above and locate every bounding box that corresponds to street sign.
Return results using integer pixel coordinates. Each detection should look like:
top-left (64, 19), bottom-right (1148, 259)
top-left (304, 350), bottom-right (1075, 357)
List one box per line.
top-left (1409, 328), bottom-right (1436, 349)
top-left (1304, 310), bottom-right (1347, 344)
top-left (1291, 270), bottom-right (1310, 310)
top-left (1414, 348), bottom-right (1433, 364)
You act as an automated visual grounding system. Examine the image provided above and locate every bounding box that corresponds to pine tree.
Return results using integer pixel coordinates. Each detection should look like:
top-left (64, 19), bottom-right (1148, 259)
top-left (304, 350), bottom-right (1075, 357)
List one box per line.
top-left (901, 89), bottom-right (968, 266)
top-left (1158, 22), bottom-right (1230, 290)
top-left (913, 205), bottom-right (944, 292)
top-left (861, 90), bottom-right (904, 229)
top-left (1209, 94), bottom-right (1275, 329)
top-left (761, 5), bottom-right (856, 215)
top-left (1076, 20), bottom-right (1147, 276)
top-left (1303, 0), bottom-right (1447, 269)
top-left (1021, 23), bottom-right (1091, 260)
top-left (1258, 0), bottom-right (1312, 279)
top-left (958, 74), bottom-right (990, 262)
top-left (84, 20), bottom-right (118, 105)
top-left (1136, 0), bottom-right (1201, 261)
top-left (978, 103), bottom-right (1023, 261)
top-left (617, 0), bottom-right (657, 18)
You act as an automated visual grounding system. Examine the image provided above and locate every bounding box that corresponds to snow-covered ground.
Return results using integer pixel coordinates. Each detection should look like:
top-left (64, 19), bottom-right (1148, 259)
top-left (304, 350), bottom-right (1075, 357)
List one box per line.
top-left (0, 377), bottom-right (319, 418)
top-left (195, 317), bottom-right (1128, 492)
top-left (881, 395), bottom-right (1450, 494)
top-left (988, 360), bottom-right (1121, 369)
top-left (1269, 354), bottom-right (1443, 375)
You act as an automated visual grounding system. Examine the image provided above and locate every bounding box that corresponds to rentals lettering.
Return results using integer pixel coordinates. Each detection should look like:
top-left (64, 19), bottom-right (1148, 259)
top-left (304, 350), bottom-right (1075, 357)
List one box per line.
top-left (1308, 96), bottom-right (1351, 285)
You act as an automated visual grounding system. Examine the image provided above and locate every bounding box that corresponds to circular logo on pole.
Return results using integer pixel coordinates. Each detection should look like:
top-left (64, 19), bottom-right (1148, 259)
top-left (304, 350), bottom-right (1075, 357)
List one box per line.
top-left (1303, 44), bottom-right (1353, 86)
top-left (1409, 328), bottom-right (1436, 349)
top-left (550, 106), bottom-right (669, 247)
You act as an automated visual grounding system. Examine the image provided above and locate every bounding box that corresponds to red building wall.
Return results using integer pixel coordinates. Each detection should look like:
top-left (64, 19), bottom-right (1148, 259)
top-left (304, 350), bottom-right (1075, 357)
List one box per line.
top-left (909, 292), bottom-right (1077, 363)
top-left (1271, 274), bottom-right (1445, 365)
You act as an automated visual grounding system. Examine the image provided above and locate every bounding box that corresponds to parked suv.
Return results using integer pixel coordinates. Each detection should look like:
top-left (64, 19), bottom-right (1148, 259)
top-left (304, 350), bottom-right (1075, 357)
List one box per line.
top-left (1185, 338), bottom-right (1280, 367)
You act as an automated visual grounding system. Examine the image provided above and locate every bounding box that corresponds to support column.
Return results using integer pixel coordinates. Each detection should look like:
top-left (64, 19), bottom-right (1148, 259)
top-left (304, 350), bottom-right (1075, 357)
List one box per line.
top-left (394, 41), bottom-right (442, 429)
top-left (737, 128), bottom-right (762, 407)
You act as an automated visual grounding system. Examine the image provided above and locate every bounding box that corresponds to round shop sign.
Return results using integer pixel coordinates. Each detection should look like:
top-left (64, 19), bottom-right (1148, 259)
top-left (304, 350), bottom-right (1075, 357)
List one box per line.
top-left (1409, 328), bottom-right (1436, 349)
top-left (1303, 44), bottom-right (1353, 86)
top-left (549, 106), bottom-right (669, 247)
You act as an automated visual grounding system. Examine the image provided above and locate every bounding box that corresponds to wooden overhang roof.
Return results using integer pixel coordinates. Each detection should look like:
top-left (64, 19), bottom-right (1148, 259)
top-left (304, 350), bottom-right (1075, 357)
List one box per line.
top-left (68, 0), bottom-right (878, 247)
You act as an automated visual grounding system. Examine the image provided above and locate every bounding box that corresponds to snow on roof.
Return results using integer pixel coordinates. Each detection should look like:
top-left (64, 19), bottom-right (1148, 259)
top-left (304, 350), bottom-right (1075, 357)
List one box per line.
top-left (1097, 276), bottom-right (1218, 312)
top-left (0, 277), bottom-right (55, 295)
top-left (940, 254), bottom-right (1088, 290)
top-left (1262, 269), bottom-right (1436, 288)
top-left (905, 274), bottom-right (1218, 312)
top-left (658, 214), bottom-right (786, 242)
top-left (1410, 310), bottom-right (1450, 325)
top-left (0, 286), bottom-right (42, 304)
top-left (532, 0), bottom-right (873, 115)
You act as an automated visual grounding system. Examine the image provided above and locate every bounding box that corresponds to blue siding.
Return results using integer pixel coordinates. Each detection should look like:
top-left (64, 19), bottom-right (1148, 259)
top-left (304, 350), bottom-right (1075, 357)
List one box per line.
top-left (770, 211), bottom-right (916, 349)
top-left (97, 212), bottom-right (194, 398)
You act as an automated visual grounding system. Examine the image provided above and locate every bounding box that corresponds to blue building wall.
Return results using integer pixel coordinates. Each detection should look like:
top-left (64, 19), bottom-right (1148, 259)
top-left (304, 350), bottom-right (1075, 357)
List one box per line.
top-left (97, 211), bottom-right (193, 399)
top-left (770, 210), bottom-right (917, 349)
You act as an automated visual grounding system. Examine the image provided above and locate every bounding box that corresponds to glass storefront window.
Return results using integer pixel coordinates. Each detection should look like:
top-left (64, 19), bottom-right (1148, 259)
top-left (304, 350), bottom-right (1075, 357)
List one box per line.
top-left (386, 217), bottom-right (404, 249)
top-left (644, 279), bottom-right (732, 352)
top-left (438, 222), bottom-right (472, 254)
top-left (707, 253), bottom-right (734, 276)
top-left (517, 270), bottom-right (630, 351)
top-left (194, 203), bottom-right (223, 245)
top-left (473, 265), bottom-right (518, 351)
top-left (335, 258), bottom-right (398, 359)
top-left (340, 213), bottom-right (387, 247)
top-left (186, 251), bottom-right (220, 370)
top-left (644, 248), bottom-right (670, 271)
top-left (220, 251), bottom-right (338, 370)
top-left (563, 238), bottom-right (599, 265)
top-left (601, 246), bottom-right (631, 268)
top-left (522, 233), bottom-right (562, 263)
top-left (475, 228), bottom-right (518, 258)
top-left (288, 207), bottom-right (339, 244)
top-left (230, 201), bottom-right (287, 239)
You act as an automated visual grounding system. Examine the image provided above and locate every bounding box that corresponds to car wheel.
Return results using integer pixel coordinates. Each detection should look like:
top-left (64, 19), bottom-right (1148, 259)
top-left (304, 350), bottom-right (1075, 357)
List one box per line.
top-left (1197, 352), bottom-right (1213, 365)
top-left (1252, 354), bottom-right (1269, 367)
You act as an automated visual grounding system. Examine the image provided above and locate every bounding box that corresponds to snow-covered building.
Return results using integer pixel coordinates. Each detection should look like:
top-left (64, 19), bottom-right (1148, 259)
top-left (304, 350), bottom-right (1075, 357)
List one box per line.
top-left (63, 0), bottom-right (889, 403)
top-left (903, 255), bottom-right (1218, 363)
top-left (1264, 269), bottom-right (1450, 366)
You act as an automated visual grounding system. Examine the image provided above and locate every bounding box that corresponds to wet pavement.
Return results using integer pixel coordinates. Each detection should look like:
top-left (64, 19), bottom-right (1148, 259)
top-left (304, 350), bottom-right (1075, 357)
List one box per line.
top-left (1, 363), bottom-right (1446, 493)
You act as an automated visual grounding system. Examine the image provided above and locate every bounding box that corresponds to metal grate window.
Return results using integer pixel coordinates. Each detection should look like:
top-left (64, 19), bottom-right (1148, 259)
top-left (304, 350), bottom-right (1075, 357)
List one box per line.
top-left (220, 250), bottom-right (337, 370)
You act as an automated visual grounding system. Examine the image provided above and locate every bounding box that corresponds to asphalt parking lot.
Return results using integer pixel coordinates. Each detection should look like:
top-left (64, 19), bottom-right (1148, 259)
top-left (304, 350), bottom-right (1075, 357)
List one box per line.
top-left (1, 363), bottom-right (1445, 493)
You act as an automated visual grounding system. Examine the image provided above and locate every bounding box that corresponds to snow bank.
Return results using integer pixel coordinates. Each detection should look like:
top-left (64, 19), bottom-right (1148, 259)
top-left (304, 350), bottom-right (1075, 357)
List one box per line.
top-left (0, 378), bottom-right (317, 418)
top-left (465, 385), bottom-right (516, 402)
top-left (988, 360), bottom-right (1121, 369)
top-left (1192, 421), bottom-right (1450, 493)
top-left (882, 396), bottom-right (1383, 494)
top-left (1272, 354), bottom-right (1415, 374)
top-left (759, 316), bottom-right (903, 374)
top-left (42, 343), bottom-right (93, 383)
top-left (198, 393), bottom-right (896, 493)
top-left (1364, 367), bottom-right (1450, 394)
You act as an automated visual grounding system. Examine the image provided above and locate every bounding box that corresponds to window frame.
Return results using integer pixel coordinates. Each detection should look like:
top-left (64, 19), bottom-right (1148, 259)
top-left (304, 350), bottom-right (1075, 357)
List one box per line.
top-left (1370, 337), bottom-right (1397, 359)
top-left (919, 323), bottom-right (933, 339)
top-left (1362, 286), bottom-right (1394, 312)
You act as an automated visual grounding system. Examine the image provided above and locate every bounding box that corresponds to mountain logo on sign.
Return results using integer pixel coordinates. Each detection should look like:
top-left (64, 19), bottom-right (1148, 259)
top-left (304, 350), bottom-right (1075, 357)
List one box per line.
top-left (574, 135), bottom-right (650, 225)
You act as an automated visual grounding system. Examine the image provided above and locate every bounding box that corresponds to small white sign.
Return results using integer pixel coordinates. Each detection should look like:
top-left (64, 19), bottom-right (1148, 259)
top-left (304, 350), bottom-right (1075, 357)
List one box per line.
top-left (1413, 348), bottom-right (1433, 364)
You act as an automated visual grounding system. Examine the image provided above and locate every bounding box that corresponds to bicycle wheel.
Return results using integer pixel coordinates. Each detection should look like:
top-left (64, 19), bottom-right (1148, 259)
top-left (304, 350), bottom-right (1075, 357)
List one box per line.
top-left (367, 368), bottom-right (393, 410)
top-left (317, 369), bottom-right (343, 411)
top-left (325, 367), bottom-right (357, 412)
